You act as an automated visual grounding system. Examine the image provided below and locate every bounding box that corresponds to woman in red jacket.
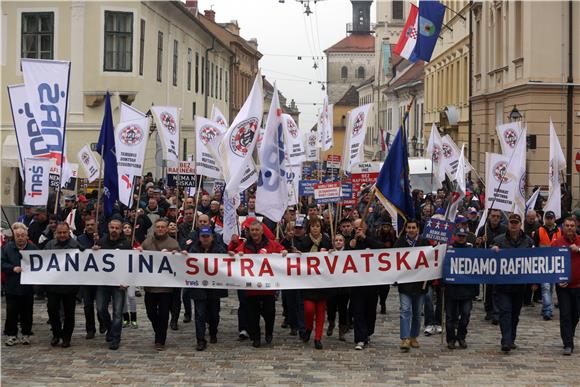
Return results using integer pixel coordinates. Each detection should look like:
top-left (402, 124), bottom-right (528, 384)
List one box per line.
top-left (229, 220), bottom-right (287, 348)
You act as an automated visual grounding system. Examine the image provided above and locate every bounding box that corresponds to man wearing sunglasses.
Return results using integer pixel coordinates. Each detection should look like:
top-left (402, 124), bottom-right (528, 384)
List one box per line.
top-left (491, 213), bottom-right (534, 353)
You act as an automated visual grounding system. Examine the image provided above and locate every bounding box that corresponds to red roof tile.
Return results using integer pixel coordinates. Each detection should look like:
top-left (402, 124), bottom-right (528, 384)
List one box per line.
top-left (325, 34), bottom-right (375, 53)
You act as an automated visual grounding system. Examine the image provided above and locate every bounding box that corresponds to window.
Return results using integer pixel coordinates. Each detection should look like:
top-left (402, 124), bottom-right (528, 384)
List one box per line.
top-left (104, 11), bottom-right (133, 72)
top-left (157, 31), bottom-right (163, 82)
top-left (139, 19), bottom-right (145, 75)
top-left (357, 66), bottom-right (365, 79)
top-left (341, 66), bottom-right (348, 79)
top-left (21, 12), bottom-right (54, 59)
top-left (187, 48), bottom-right (192, 91)
top-left (514, 1), bottom-right (523, 58)
top-left (192, 102), bottom-right (197, 120)
top-left (392, 1), bottom-right (404, 20)
top-left (495, 6), bottom-right (503, 67)
top-left (172, 39), bottom-right (178, 86)
top-left (195, 52), bottom-right (199, 93)
top-left (219, 67), bottom-right (223, 100)
top-left (201, 57), bottom-right (204, 94)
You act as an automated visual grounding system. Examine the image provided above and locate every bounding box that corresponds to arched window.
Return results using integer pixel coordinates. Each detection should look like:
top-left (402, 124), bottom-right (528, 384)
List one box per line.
top-left (357, 66), bottom-right (365, 79)
top-left (341, 66), bottom-right (348, 79)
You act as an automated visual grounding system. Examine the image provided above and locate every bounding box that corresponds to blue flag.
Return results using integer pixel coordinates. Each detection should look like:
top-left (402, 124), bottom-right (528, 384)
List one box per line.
top-left (375, 117), bottom-right (415, 225)
top-left (96, 92), bottom-right (118, 217)
top-left (415, 0), bottom-right (445, 62)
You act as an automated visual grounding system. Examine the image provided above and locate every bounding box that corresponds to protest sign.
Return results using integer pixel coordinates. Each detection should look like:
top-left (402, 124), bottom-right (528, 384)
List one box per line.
top-left (21, 245), bottom-right (446, 289)
top-left (422, 218), bottom-right (454, 243)
top-left (443, 247), bottom-right (571, 284)
top-left (49, 159), bottom-right (78, 191)
top-left (167, 161), bottom-right (197, 187)
top-left (314, 182), bottom-right (342, 204)
top-left (298, 179), bottom-right (320, 196)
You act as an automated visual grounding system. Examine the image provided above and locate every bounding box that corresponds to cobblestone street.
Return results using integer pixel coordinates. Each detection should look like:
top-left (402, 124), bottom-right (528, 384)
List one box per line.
top-left (2, 288), bottom-right (578, 386)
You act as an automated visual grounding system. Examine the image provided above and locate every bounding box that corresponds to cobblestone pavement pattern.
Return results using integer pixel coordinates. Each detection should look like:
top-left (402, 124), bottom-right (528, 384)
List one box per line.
top-left (2, 289), bottom-right (578, 386)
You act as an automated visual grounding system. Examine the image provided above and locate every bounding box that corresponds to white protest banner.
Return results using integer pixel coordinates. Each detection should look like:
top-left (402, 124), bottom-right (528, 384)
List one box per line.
top-left (286, 164), bottom-right (301, 206)
top-left (496, 122), bottom-right (523, 159)
top-left (317, 96), bottom-right (333, 151)
top-left (485, 152), bottom-right (516, 212)
top-left (120, 102), bottom-right (146, 122)
top-left (222, 190), bottom-right (241, 245)
top-left (48, 159), bottom-right (78, 191)
top-left (195, 116), bottom-right (225, 179)
top-left (151, 106), bottom-right (180, 167)
top-left (167, 161), bottom-right (197, 187)
top-left (305, 131), bottom-right (319, 161)
top-left (545, 119), bottom-right (566, 219)
top-left (505, 127), bottom-right (527, 218)
top-left (115, 116), bottom-right (150, 207)
top-left (77, 144), bottom-right (100, 183)
top-left (314, 182), bottom-right (342, 204)
top-left (20, 245), bottom-right (446, 289)
top-left (426, 123), bottom-right (445, 187)
top-left (282, 114), bottom-right (305, 164)
top-left (344, 104), bottom-right (372, 172)
top-left (211, 105), bottom-right (228, 127)
top-left (23, 158), bottom-right (50, 206)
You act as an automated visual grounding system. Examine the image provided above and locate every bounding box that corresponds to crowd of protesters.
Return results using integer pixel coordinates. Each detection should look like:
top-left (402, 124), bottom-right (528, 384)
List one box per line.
top-left (2, 174), bottom-right (579, 356)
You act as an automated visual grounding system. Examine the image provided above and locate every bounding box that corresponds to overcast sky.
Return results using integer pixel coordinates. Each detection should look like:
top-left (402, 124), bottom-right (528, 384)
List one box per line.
top-left (197, 0), bottom-right (376, 130)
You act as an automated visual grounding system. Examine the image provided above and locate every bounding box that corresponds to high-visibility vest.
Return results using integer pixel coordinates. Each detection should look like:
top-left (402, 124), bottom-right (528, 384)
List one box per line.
top-left (538, 226), bottom-right (561, 247)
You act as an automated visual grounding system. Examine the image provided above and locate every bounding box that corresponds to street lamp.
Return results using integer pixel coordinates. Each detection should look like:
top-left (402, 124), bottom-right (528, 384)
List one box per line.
top-left (508, 105), bottom-right (522, 122)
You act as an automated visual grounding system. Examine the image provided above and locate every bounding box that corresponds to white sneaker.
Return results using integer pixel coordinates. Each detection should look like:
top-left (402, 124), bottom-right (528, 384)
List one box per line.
top-left (5, 336), bottom-right (19, 346)
top-left (20, 335), bottom-right (31, 345)
top-left (239, 330), bottom-right (250, 339)
top-left (424, 325), bottom-right (434, 336)
top-left (435, 325), bottom-right (443, 334)
top-left (355, 342), bottom-right (365, 350)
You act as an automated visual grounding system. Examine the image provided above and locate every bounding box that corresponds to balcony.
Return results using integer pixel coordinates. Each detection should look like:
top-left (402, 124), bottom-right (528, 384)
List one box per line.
top-left (346, 22), bottom-right (376, 34)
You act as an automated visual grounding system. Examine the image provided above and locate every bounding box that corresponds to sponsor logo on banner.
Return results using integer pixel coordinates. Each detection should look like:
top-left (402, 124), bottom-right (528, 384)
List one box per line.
top-left (24, 158), bottom-right (50, 206)
top-left (200, 124), bottom-right (220, 145)
top-left (287, 117), bottom-right (298, 138)
top-left (442, 143), bottom-right (452, 159)
top-left (503, 129), bottom-right (518, 148)
top-left (352, 112), bottom-right (365, 136)
top-left (432, 145), bottom-right (441, 163)
top-left (493, 161), bottom-right (509, 183)
top-left (159, 111), bottom-right (176, 134)
top-left (119, 124), bottom-right (144, 145)
top-left (229, 118), bottom-right (259, 156)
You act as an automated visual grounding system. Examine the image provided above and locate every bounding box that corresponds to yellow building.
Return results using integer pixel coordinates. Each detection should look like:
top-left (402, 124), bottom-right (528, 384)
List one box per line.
top-left (321, 86), bottom-right (359, 163)
top-left (1, 1), bottom-right (232, 205)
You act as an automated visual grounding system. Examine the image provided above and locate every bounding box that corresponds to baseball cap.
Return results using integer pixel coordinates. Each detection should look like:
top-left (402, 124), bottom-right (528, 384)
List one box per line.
top-left (199, 226), bottom-right (213, 236)
top-left (468, 207), bottom-right (478, 214)
top-left (508, 213), bottom-right (522, 222)
top-left (64, 194), bottom-right (76, 201)
top-left (435, 208), bottom-right (446, 215)
top-left (287, 206), bottom-right (296, 212)
top-left (455, 228), bottom-right (468, 237)
top-left (295, 217), bottom-right (306, 228)
top-left (455, 215), bottom-right (468, 224)
top-left (544, 211), bottom-right (556, 219)
top-left (77, 194), bottom-right (88, 203)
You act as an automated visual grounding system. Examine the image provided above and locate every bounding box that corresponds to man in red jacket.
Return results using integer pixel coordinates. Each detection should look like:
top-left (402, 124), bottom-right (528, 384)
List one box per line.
top-left (229, 220), bottom-right (287, 348)
top-left (551, 217), bottom-right (580, 356)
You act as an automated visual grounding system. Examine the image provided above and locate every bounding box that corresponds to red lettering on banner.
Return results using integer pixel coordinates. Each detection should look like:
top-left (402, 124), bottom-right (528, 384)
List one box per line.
top-left (240, 258), bottom-right (254, 276)
top-left (306, 256), bottom-right (321, 275)
top-left (186, 257), bottom-right (199, 275)
top-left (205, 258), bottom-right (218, 276)
top-left (360, 253), bottom-right (374, 272)
top-left (223, 257), bottom-right (235, 276)
top-left (287, 257), bottom-right (301, 275)
top-left (259, 259), bottom-right (274, 277)
top-left (342, 255), bottom-right (358, 273)
top-left (414, 251), bottom-right (429, 269)
top-left (434, 249), bottom-right (439, 267)
top-left (324, 255), bottom-right (339, 274)
top-left (378, 252), bottom-right (391, 271)
top-left (397, 252), bottom-right (411, 270)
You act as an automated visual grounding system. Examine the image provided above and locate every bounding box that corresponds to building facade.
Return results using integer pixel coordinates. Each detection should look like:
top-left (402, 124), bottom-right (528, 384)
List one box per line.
top-left (1, 1), bottom-right (234, 205)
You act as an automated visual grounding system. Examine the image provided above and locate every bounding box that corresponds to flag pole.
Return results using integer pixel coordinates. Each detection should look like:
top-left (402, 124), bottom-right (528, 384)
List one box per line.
top-left (191, 175), bottom-right (203, 231)
top-left (131, 176), bottom-right (143, 247)
top-left (94, 144), bottom-right (105, 234)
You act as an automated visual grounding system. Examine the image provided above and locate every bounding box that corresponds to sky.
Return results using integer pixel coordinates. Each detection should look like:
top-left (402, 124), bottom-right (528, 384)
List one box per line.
top-left (197, 0), bottom-right (376, 130)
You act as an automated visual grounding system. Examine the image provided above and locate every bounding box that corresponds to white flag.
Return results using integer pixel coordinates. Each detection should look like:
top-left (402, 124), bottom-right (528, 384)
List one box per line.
top-left (544, 119), bottom-right (566, 218)
top-left (343, 104), bottom-right (372, 172)
top-left (195, 116), bottom-right (226, 179)
top-left (151, 106), bottom-right (180, 167)
top-left (505, 127), bottom-right (527, 218)
top-left (475, 208), bottom-right (488, 236)
top-left (211, 105), bottom-right (228, 127)
top-left (77, 145), bottom-right (100, 183)
top-left (120, 102), bottom-right (146, 122)
top-left (317, 96), bottom-right (333, 151)
top-left (23, 158), bottom-right (50, 206)
top-left (115, 116), bottom-right (150, 207)
top-left (286, 164), bottom-right (301, 206)
top-left (219, 73), bottom-right (263, 196)
top-left (282, 114), bottom-right (305, 164)
top-left (441, 135), bottom-right (473, 178)
top-left (446, 144), bottom-right (467, 222)
top-left (222, 190), bottom-right (240, 245)
top-left (256, 83), bottom-right (288, 222)
top-left (305, 131), bottom-right (319, 161)
top-left (525, 189), bottom-right (540, 215)
top-left (496, 122), bottom-right (523, 159)
top-left (426, 123), bottom-right (445, 187)
top-left (485, 152), bottom-right (517, 212)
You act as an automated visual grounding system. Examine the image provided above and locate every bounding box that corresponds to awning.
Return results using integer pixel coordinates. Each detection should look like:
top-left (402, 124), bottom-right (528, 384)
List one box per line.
top-left (2, 135), bottom-right (21, 168)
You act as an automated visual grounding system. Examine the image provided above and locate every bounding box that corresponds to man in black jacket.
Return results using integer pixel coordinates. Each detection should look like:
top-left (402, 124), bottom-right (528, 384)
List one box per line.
top-left (1, 223), bottom-right (36, 346)
top-left (492, 213), bottom-right (534, 353)
top-left (44, 222), bottom-right (80, 348)
top-left (394, 219), bottom-right (431, 352)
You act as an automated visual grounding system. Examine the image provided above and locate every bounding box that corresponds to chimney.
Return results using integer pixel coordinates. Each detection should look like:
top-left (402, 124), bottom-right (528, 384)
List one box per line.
top-left (204, 9), bottom-right (215, 22)
top-left (185, 0), bottom-right (198, 15)
top-left (247, 38), bottom-right (258, 51)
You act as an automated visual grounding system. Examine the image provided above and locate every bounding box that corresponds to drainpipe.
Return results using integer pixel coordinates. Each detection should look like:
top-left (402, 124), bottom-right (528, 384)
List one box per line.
top-left (468, 1), bottom-right (473, 164)
top-left (204, 38), bottom-right (216, 118)
top-left (565, 0), bottom-right (574, 209)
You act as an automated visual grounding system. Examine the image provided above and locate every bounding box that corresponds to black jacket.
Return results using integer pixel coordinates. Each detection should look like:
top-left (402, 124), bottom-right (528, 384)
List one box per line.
top-left (296, 234), bottom-right (333, 301)
top-left (393, 235), bottom-right (432, 295)
top-left (476, 223), bottom-right (507, 247)
top-left (96, 235), bottom-right (132, 250)
top-left (1, 241), bottom-right (37, 296)
top-left (492, 231), bottom-right (534, 293)
top-left (187, 239), bottom-right (228, 299)
top-left (444, 242), bottom-right (479, 299)
top-left (77, 232), bottom-right (96, 249)
top-left (44, 237), bottom-right (81, 294)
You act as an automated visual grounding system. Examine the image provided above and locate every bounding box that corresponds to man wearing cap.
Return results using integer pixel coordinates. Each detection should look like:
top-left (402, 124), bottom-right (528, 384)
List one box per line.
top-left (77, 194), bottom-right (89, 217)
top-left (466, 207), bottom-right (479, 233)
top-left (59, 194), bottom-right (84, 236)
top-left (445, 228), bottom-right (479, 349)
top-left (455, 216), bottom-right (476, 245)
top-left (492, 213), bottom-right (534, 353)
top-left (188, 226), bottom-right (228, 351)
top-left (27, 207), bottom-right (49, 246)
top-left (533, 210), bottom-right (561, 320)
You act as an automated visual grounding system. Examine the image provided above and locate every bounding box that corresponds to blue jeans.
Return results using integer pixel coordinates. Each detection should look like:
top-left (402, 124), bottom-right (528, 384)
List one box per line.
top-left (194, 298), bottom-right (221, 343)
top-left (541, 283), bottom-right (553, 317)
top-left (494, 291), bottom-right (524, 347)
top-left (96, 286), bottom-right (126, 344)
top-left (283, 290), bottom-right (305, 332)
top-left (182, 288), bottom-right (193, 319)
top-left (399, 293), bottom-right (425, 340)
top-left (424, 285), bottom-right (442, 326)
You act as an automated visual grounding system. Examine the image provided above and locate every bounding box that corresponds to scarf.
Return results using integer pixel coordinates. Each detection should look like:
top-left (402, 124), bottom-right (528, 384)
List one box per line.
top-left (309, 233), bottom-right (323, 252)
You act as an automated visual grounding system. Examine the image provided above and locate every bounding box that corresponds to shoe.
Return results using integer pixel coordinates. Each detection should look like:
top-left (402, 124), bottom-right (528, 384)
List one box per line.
top-left (484, 313), bottom-right (492, 321)
top-left (355, 342), bottom-right (365, 350)
top-left (447, 341), bottom-right (456, 350)
top-left (170, 320), bottom-right (178, 331)
top-left (109, 342), bottom-right (120, 350)
top-left (50, 337), bottom-right (60, 347)
top-left (327, 320), bottom-right (335, 336)
top-left (380, 305), bottom-right (386, 315)
top-left (410, 337), bottom-right (420, 348)
top-left (543, 315), bottom-right (552, 321)
top-left (61, 340), bottom-right (71, 348)
top-left (85, 331), bottom-right (96, 340)
top-left (252, 338), bottom-right (261, 348)
top-left (265, 335), bottom-right (273, 344)
top-left (510, 343), bottom-right (518, 350)
top-left (123, 320), bottom-right (130, 328)
top-left (99, 325), bottom-right (107, 334)
top-left (183, 315), bottom-right (192, 323)
top-left (399, 339), bottom-right (410, 352)
top-left (210, 336), bottom-right (218, 344)
top-left (5, 336), bottom-right (19, 346)
top-left (281, 321), bottom-right (289, 329)
top-left (239, 330), bottom-right (250, 340)
top-left (290, 328), bottom-right (297, 336)
top-left (314, 340), bottom-right (323, 350)
top-left (424, 325), bottom-right (434, 336)
top-left (20, 335), bottom-right (31, 345)
top-left (135, 290), bottom-right (142, 297)
top-left (105, 334), bottom-right (113, 343)
top-left (196, 341), bottom-right (207, 351)
top-left (435, 325), bottom-right (443, 334)
top-left (492, 319), bottom-right (499, 325)
top-left (301, 329), bottom-right (312, 343)
top-left (501, 345), bottom-right (511, 353)
top-left (131, 321), bottom-right (138, 329)
top-left (155, 343), bottom-right (165, 351)
top-left (563, 347), bottom-right (573, 356)
top-left (338, 325), bottom-right (347, 342)
top-left (458, 339), bottom-right (467, 349)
